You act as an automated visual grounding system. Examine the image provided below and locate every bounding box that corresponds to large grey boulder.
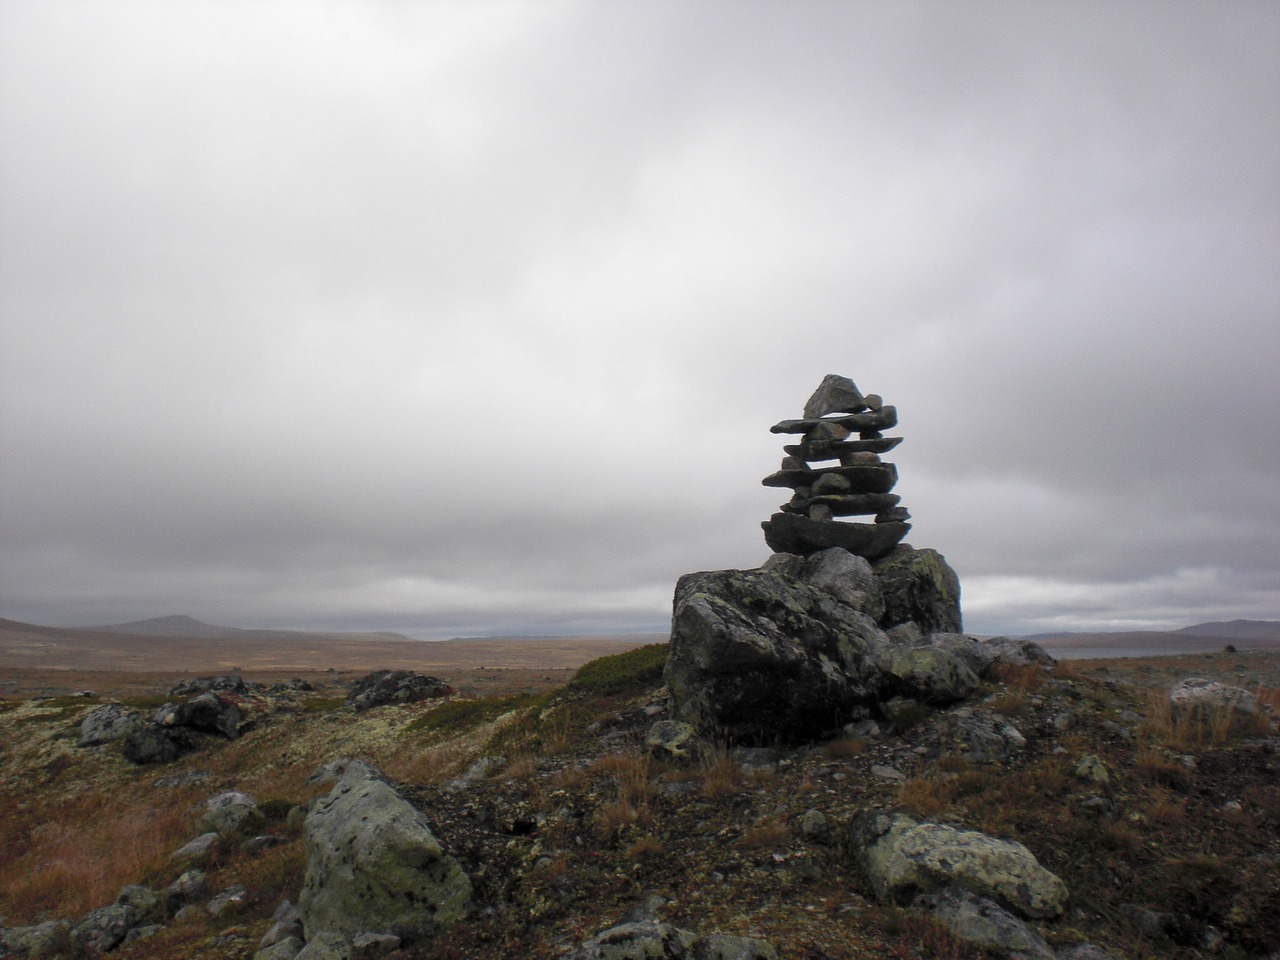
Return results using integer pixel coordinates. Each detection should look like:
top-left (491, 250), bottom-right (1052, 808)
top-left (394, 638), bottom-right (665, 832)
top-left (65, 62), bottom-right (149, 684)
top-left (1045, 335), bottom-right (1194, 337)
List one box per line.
top-left (345, 670), bottom-right (451, 712)
top-left (1169, 678), bottom-right (1263, 717)
top-left (299, 767), bottom-right (471, 944)
top-left (666, 565), bottom-right (976, 742)
top-left (872, 545), bottom-right (963, 634)
top-left (852, 812), bottom-right (1067, 919)
top-left (77, 702), bottom-right (144, 747)
top-left (563, 919), bottom-right (777, 960)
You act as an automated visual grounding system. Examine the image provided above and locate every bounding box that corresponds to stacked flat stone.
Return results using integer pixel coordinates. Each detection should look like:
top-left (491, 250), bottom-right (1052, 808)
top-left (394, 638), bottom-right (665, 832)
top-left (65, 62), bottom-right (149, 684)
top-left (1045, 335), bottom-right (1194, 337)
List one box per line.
top-left (761, 374), bottom-right (911, 559)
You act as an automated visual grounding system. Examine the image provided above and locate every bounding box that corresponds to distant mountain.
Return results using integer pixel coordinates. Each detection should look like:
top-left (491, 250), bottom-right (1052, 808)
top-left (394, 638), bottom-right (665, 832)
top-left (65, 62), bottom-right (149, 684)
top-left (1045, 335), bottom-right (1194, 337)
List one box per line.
top-left (84, 614), bottom-right (417, 644)
top-left (89, 614), bottom-right (248, 639)
top-left (1176, 619), bottom-right (1280, 640)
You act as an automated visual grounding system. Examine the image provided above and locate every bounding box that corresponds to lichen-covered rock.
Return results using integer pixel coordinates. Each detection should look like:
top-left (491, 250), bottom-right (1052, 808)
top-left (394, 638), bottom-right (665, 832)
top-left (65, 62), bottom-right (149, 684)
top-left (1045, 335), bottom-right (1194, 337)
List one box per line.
top-left (351, 932), bottom-right (401, 958)
top-left (171, 831), bottom-right (219, 860)
top-left (255, 937), bottom-right (306, 960)
top-left (72, 885), bottom-right (162, 953)
top-left (646, 720), bottom-right (700, 760)
top-left (945, 708), bottom-right (1027, 762)
top-left (295, 932), bottom-right (353, 960)
top-left (1, 920), bottom-right (73, 958)
top-left (259, 900), bottom-right (305, 950)
top-left (165, 868), bottom-right (208, 908)
top-left (872, 545), bottom-right (962, 634)
top-left (884, 645), bottom-right (980, 704)
top-left (1169, 678), bottom-right (1263, 716)
top-left (200, 791), bottom-right (258, 834)
top-left (1074, 755), bottom-right (1110, 783)
top-left (852, 812), bottom-right (1067, 919)
top-left (762, 547), bottom-right (886, 621)
top-left (171, 675), bottom-right (257, 697)
top-left (345, 670), bottom-right (452, 712)
top-left (300, 767), bottom-right (471, 944)
top-left (924, 887), bottom-right (1056, 960)
top-left (563, 919), bottom-right (777, 960)
top-left (77, 702), bottom-right (144, 747)
top-left (925, 634), bottom-right (1054, 678)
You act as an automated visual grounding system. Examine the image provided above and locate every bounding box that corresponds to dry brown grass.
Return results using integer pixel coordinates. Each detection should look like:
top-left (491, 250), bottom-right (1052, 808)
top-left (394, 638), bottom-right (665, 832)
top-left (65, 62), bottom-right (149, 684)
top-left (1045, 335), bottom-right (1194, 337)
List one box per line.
top-left (1134, 745), bottom-right (1193, 789)
top-left (737, 819), bottom-right (792, 850)
top-left (898, 776), bottom-right (953, 818)
top-left (1140, 688), bottom-right (1266, 748)
top-left (0, 800), bottom-right (196, 919)
top-left (822, 735), bottom-right (867, 760)
top-left (1255, 684), bottom-right (1280, 714)
top-left (989, 662), bottom-right (1045, 691)
top-left (987, 691), bottom-right (1028, 716)
top-left (595, 796), bottom-right (640, 837)
top-left (626, 834), bottom-right (664, 860)
top-left (699, 750), bottom-right (745, 797)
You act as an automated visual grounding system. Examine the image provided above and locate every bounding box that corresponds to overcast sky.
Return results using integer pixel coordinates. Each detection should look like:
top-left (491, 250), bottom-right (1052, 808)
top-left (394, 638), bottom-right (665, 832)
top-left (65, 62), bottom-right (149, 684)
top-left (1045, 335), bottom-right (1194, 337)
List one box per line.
top-left (2, 1), bottom-right (1277, 640)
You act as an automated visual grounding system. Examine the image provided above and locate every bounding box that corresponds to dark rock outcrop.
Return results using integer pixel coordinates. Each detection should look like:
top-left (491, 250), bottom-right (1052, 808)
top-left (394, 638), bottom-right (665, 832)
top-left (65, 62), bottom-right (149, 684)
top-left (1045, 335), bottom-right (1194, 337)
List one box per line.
top-left (345, 670), bottom-right (452, 712)
top-left (168, 691), bottom-right (245, 739)
top-left (121, 723), bottom-right (207, 765)
top-left (665, 562), bottom-right (979, 742)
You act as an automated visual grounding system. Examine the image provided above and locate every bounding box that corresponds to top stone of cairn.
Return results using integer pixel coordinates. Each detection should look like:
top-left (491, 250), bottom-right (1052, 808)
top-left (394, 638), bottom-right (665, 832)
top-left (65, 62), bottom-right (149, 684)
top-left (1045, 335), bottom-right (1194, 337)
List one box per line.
top-left (802, 374), bottom-right (868, 419)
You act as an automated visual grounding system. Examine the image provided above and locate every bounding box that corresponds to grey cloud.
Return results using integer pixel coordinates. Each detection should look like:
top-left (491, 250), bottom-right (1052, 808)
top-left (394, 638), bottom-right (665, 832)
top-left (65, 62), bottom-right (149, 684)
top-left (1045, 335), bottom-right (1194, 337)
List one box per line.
top-left (2, 1), bottom-right (1277, 637)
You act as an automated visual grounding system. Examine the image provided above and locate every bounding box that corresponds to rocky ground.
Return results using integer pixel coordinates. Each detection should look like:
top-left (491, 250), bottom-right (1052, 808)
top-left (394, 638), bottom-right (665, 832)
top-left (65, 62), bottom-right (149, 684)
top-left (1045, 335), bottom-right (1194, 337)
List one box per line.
top-left (1, 645), bottom-right (1278, 960)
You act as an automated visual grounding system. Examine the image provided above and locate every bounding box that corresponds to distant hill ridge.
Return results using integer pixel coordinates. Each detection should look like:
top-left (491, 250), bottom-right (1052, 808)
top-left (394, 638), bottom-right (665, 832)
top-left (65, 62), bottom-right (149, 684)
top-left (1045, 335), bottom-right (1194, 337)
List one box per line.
top-left (87, 614), bottom-right (417, 644)
top-left (1174, 619), bottom-right (1280, 640)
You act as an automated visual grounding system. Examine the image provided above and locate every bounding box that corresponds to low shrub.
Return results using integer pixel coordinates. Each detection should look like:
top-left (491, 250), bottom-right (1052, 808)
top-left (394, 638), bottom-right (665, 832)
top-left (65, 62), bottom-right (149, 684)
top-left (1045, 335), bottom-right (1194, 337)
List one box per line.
top-left (566, 643), bottom-right (668, 697)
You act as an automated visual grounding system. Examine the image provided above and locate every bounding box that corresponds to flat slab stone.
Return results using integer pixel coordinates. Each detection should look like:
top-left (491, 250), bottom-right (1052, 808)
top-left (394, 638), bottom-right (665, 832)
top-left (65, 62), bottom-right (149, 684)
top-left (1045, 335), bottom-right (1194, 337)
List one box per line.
top-left (770, 406), bottom-right (897, 435)
top-left (783, 437), bottom-right (902, 460)
top-left (762, 462), bottom-right (898, 492)
top-left (762, 513), bottom-right (910, 558)
top-left (782, 493), bottom-right (900, 517)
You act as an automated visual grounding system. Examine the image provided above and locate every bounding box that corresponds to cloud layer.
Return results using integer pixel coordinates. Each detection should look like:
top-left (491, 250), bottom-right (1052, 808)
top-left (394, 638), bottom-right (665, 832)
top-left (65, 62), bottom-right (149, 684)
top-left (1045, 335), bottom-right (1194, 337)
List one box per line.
top-left (3, 1), bottom-right (1277, 637)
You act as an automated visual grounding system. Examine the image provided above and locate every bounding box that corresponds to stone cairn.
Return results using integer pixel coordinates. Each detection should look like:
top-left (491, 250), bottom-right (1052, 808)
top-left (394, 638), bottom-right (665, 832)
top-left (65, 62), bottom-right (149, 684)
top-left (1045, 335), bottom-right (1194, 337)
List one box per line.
top-left (761, 374), bottom-right (911, 560)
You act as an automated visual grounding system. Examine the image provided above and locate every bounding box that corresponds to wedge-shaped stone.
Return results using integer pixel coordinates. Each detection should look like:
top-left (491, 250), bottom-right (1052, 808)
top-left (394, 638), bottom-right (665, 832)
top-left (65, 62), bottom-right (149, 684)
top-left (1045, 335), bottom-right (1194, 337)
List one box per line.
top-left (803, 374), bottom-right (867, 418)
